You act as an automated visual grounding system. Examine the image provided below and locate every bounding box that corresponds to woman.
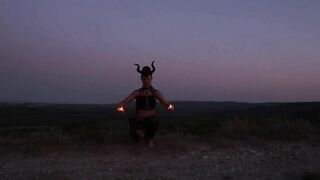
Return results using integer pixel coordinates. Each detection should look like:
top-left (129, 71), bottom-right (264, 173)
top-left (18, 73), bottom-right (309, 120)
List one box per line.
top-left (117, 61), bottom-right (174, 147)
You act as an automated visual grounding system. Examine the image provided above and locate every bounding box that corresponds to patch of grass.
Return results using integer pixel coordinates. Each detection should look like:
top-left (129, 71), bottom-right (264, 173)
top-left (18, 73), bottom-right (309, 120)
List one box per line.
top-left (159, 115), bottom-right (319, 143)
top-left (1, 102), bottom-right (320, 150)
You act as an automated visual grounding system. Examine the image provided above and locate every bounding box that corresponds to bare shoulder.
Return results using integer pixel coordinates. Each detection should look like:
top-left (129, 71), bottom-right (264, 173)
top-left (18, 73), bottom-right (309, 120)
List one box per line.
top-left (131, 89), bottom-right (140, 96)
top-left (153, 88), bottom-right (162, 96)
top-left (133, 89), bottom-right (140, 93)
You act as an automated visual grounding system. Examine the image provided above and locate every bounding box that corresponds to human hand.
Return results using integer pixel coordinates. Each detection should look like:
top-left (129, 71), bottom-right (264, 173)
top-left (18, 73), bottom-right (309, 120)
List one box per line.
top-left (117, 105), bottom-right (125, 113)
top-left (168, 104), bottom-right (175, 111)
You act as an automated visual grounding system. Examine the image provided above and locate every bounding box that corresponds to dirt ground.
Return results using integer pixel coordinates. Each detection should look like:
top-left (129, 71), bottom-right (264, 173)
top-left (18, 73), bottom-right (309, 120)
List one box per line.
top-left (0, 138), bottom-right (320, 180)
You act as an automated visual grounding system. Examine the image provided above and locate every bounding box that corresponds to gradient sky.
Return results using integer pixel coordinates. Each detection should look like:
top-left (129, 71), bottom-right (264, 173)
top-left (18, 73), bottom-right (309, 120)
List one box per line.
top-left (1, 0), bottom-right (320, 104)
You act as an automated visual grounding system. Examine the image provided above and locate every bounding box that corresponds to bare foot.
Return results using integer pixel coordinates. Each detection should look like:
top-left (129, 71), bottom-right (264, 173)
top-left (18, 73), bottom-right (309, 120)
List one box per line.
top-left (147, 139), bottom-right (155, 148)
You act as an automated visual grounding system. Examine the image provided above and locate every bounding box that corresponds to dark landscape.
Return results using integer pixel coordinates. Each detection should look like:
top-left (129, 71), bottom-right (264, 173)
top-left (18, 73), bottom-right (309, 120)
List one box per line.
top-left (0, 101), bottom-right (320, 179)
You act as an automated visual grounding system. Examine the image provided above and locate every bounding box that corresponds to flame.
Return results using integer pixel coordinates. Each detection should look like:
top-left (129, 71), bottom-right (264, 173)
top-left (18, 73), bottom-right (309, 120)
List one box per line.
top-left (117, 106), bottom-right (125, 112)
top-left (168, 104), bottom-right (174, 110)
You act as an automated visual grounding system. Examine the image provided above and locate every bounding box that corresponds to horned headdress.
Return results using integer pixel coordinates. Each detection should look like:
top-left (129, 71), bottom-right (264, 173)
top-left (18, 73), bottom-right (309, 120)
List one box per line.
top-left (134, 61), bottom-right (156, 77)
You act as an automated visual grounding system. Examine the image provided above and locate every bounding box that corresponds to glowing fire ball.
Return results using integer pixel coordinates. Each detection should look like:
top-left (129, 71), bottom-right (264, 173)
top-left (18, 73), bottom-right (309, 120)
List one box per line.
top-left (117, 106), bottom-right (125, 112)
top-left (168, 104), bottom-right (174, 110)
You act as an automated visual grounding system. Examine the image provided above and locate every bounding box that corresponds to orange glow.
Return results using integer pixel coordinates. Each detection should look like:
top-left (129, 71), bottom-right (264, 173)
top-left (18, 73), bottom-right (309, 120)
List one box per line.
top-left (117, 106), bottom-right (125, 112)
top-left (168, 104), bottom-right (175, 110)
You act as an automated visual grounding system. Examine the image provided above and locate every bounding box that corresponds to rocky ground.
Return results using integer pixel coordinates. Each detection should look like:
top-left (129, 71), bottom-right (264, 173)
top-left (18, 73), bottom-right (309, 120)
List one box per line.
top-left (0, 137), bottom-right (319, 180)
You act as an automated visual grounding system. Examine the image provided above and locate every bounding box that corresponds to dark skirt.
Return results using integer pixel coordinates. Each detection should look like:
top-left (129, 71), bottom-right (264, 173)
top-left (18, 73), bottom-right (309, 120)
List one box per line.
top-left (128, 116), bottom-right (159, 139)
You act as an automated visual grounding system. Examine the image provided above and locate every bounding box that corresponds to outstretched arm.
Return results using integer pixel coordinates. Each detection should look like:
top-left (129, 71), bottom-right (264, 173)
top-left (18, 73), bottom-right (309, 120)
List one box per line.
top-left (155, 90), bottom-right (174, 110)
top-left (117, 90), bottom-right (138, 110)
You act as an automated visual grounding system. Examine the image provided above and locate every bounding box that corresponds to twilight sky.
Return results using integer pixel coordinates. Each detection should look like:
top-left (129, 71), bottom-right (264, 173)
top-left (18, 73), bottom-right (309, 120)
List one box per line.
top-left (0, 0), bottom-right (320, 104)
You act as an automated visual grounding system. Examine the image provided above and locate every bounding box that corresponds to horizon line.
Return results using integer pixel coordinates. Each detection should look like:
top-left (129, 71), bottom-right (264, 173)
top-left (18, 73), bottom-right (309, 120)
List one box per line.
top-left (1, 100), bottom-right (319, 106)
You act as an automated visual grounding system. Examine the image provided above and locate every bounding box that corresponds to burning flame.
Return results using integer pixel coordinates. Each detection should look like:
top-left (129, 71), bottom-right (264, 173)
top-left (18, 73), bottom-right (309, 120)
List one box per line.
top-left (117, 106), bottom-right (125, 112)
top-left (168, 104), bottom-right (174, 110)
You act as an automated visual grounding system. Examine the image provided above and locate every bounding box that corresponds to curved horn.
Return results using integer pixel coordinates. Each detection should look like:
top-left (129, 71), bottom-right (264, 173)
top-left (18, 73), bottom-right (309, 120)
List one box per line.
top-left (151, 61), bottom-right (155, 73)
top-left (134, 64), bottom-right (142, 73)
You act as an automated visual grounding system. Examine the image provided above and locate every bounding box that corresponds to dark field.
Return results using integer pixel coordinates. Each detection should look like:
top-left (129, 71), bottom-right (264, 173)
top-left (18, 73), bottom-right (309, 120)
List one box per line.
top-left (1, 101), bottom-right (320, 145)
top-left (0, 102), bottom-right (320, 179)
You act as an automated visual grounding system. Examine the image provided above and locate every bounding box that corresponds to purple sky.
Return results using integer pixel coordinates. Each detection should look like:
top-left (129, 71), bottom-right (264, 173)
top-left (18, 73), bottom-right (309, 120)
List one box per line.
top-left (1, 0), bottom-right (320, 104)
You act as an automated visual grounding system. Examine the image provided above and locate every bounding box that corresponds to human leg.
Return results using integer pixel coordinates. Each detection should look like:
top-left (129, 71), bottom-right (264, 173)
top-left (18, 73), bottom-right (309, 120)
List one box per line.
top-left (145, 116), bottom-right (159, 147)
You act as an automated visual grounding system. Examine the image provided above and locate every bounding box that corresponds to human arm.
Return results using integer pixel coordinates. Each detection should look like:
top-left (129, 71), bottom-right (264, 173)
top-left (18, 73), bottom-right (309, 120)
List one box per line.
top-left (116, 90), bottom-right (138, 112)
top-left (154, 90), bottom-right (175, 111)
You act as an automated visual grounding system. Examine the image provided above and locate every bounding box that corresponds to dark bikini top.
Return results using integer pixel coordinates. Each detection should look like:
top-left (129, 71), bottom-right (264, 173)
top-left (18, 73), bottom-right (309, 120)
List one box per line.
top-left (135, 87), bottom-right (157, 110)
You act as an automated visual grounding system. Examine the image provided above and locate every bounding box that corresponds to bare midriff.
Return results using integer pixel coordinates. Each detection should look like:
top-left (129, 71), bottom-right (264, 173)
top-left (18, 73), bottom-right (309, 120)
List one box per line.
top-left (136, 109), bottom-right (156, 118)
